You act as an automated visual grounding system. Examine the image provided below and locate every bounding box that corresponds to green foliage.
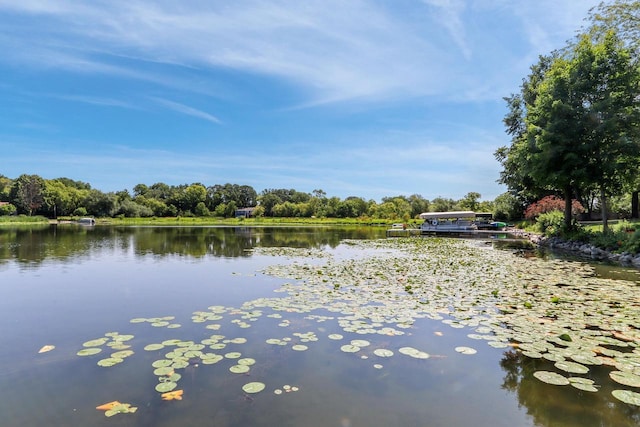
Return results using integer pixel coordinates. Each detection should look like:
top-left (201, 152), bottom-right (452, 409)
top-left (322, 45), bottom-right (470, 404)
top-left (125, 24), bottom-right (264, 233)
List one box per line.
top-left (492, 192), bottom-right (523, 221)
top-left (9, 174), bottom-right (46, 215)
top-left (535, 211), bottom-right (565, 236)
top-left (73, 207), bottom-right (87, 216)
top-left (0, 202), bottom-right (17, 216)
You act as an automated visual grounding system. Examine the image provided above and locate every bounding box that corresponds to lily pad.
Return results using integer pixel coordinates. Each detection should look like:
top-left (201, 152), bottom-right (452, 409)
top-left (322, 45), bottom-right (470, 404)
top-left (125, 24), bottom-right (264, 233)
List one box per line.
top-left (230, 364), bottom-right (251, 374)
top-left (612, 389), bottom-right (640, 406)
top-left (455, 346), bottom-right (477, 355)
top-left (82, 338), bottom-right (108, 347)
top-left (610, 370), bottom-right (640, 387)
top-left (340, 344), bottom-right (360, 353)
top-left (155, 381), bottom-right (177, 393)
top-left (328, 334), bottom-right (344, 340)
top-left (153, 366), bottom-right (174, 376)
top-left (568, 377), bottom-right (598, 392)
top-left (292, 345), bottom-right (308, 351)
top-left (533, 371), bottom-right (570, 386)
top-left (97, 357), bottom-right (124, 367)
top-left (225, 352), bottom-right (242, 359)
top-left (77, 348), bottom-right (102, 356)
top-left (242, 382), bottom-right (266, 394)
top-left (373, 349), bottom-right (394, 358)
top-left (554, 360), bottom-right (589, 374)
top-left (144, 344), bottom-right (165, 351)
top-left (238, 358), bottom-right (256, 366)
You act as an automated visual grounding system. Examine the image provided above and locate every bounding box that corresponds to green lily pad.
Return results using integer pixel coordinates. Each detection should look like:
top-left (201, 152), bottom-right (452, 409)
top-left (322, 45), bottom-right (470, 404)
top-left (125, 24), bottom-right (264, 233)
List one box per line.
top-left (238, 358), bottom-right (256, 366)
top-left (455, 346), bottom-right (477, 355)
top-left (398, 347), bottom-right (430, 359)
top-left (554, 360), bottom-right (589, 374)
top-left (144, 344), bottom-right (165, 351)
top-left (155, 381), bottom-right (177, 393)
top-left (153, 366), bottom-right (174, 376)
top-left (230, 364), bottom-right (250, 374)
top-left (292, 345), bottom-right (308, 351)
top-left (373, 349), bottom-right (394, 358)
top-left (340, 344), bottom-right (360, 353)
top-left (225, 352), bottom-right (242, 359)
top-left (612, 389), bottom-right (640, 406)
top-left (201, 355), bottom-right (224, 365)
top-left (242, 382), bottom-right (266, 394)
top-left (533, 371), bottom-right (570, 386)
top-left (610, 370), bottom-right (640, 387)
top-left (568, 377), bottom-right (598, 392)
top-left (111, 350), bottom-right (134, 359)
top-left (82, 338), bottom-right (108, 347)
top-left (152, 359), bottom-right (173, 368)
top-left (77, 348), bottom-right (102, 356)
top-left (97, 357), bottom-right (123, 367)
top-left (171, 360), bottom-right (189, 369)
top-left (328, 334), bottom-right (344, 340)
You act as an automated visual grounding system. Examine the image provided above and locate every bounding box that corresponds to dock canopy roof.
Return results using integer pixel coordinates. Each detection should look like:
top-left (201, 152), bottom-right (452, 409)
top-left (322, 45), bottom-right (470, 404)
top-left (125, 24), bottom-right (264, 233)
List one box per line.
top-left (419, 211), bottom-right (476, 219)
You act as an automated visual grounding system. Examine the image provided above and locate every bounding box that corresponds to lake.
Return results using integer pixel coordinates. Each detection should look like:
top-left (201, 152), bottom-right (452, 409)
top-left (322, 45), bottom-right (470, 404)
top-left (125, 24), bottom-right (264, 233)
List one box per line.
top-left (0, 225), bottom-right (639, 426)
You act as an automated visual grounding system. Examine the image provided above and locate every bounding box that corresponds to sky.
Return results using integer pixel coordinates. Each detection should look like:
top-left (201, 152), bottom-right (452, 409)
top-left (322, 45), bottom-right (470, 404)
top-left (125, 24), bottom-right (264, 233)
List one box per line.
top-left (0, 0), bottom-right (602, 202)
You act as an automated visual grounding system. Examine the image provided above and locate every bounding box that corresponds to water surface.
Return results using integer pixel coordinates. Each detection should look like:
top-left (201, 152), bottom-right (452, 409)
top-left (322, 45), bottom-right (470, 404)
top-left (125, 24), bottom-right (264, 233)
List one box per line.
top-left (0, 225), bottom-right (638, 427)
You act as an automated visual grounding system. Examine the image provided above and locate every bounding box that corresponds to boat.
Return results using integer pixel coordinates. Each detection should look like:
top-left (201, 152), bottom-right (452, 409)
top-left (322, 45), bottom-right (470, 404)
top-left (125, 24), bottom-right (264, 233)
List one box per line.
top-left (77, 217), bottom-right (96, 226)
top-left (419, 211), bottom-right (478, 234)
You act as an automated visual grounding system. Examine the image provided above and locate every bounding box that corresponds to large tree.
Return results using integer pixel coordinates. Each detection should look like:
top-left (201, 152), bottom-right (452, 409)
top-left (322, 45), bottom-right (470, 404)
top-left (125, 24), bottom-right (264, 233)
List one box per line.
top-left (9, 174), bottom-right (46, 216)
top-left (497, 31), bottom-right (640, 231)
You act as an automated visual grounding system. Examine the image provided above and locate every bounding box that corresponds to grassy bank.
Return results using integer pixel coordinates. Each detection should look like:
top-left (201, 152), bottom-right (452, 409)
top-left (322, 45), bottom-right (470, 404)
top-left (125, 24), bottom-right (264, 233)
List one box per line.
top-left (51, 216), bottom-right (419, 227)
top-left (0, 215), bottom-right (49, 225)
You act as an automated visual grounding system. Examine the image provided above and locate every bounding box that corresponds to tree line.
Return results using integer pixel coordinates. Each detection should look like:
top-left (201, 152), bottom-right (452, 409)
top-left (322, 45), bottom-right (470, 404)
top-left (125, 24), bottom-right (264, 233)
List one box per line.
top-left (496, 0), bottom-right (640, 231)
top-left (0, 173), bottom-right (525, 221)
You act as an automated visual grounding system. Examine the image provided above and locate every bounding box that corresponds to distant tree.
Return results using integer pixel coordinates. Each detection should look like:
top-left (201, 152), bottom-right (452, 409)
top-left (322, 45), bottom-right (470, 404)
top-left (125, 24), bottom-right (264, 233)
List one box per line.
top-left (194, 201), bottom-right (210, 217)
top-left (0, 174), bottom-right (14, 201)
top-left (83, 190), bottom-right (117, 217)
top-left (133, 184), bottom-right (149, 197)
top-left (9, 174), bottom-right (46, 215)
top-left (430, 197), bottom-right (456, 213)
top-left (458, 192), bottom-right (482, 211)
top-left (492, 193), bottom-right (524, 221)
top-left (0, 202), bottom-right (17, 216)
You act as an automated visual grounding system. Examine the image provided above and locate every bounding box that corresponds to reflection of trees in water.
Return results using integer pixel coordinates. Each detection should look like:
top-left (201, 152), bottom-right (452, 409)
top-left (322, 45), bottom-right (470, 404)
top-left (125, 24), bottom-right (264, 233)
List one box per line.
top-left (0, 225), bottom-right (385, 267)
top-left (500, 349), bottom-right (640, 427)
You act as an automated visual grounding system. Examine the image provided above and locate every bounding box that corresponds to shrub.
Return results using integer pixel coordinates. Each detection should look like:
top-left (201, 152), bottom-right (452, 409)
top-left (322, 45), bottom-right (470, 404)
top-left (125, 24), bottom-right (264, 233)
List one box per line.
top-left (73, 207), bottom-right (88, 217)
top-left (535, 210), bottom-right (565, 236)
top-left (524, 196), bottom-right (584, 220)
top-left (0, 203), bottom-right (17, 216)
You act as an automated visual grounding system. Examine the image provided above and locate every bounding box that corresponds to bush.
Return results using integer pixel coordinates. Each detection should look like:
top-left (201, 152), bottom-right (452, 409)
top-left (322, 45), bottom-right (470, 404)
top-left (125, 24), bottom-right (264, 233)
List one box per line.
top-left (0, 203), bottom-right (17, 216)
top-left (535, 210), bottom-right (565, 236)
top-left (73, 207), bottom-right (88, 217)
top-left (525, 196), bottom-right (584, 220)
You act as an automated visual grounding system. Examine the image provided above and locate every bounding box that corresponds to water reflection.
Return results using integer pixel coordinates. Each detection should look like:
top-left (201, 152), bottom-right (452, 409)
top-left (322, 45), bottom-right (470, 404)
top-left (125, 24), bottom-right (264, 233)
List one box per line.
top-left (500, 349), bottom-right (640, 427)
top-left (0, 225), bottom-right (387, 268)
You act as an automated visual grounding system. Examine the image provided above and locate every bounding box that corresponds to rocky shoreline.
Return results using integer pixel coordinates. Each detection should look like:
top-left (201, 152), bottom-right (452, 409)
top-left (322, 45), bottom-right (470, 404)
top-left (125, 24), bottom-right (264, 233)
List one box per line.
top-left (517, 230), bottom-right (640, 268)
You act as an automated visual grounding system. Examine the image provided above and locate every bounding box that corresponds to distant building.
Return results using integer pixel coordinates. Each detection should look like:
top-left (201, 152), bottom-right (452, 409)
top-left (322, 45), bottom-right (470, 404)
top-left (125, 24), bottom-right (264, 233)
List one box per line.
top-left (235, 207), bottom-right (257, 218)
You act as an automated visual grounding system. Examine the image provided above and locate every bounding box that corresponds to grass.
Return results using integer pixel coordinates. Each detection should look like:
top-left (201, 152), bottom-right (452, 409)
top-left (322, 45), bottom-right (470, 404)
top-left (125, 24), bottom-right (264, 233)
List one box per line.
top-left (49, 215), bottom-right (419, 227)
top-left (0, 215), bottom-right (49, 225)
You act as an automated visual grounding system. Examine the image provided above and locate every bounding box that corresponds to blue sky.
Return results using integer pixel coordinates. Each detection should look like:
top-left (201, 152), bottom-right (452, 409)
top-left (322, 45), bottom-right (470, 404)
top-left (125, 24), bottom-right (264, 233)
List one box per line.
top-left (0, 0), bottom-right (600, 202)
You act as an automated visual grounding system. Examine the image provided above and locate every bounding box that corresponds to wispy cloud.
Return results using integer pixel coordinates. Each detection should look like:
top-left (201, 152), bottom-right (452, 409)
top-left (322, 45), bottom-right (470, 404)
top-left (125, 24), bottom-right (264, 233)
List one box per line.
top-left (149, 97), bottom-right (222, 124)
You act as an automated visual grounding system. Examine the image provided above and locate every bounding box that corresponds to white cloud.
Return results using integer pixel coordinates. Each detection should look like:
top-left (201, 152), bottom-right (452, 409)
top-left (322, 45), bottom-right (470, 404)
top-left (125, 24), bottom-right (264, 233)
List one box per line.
top-left (149, 97), bottom-right (222, 124)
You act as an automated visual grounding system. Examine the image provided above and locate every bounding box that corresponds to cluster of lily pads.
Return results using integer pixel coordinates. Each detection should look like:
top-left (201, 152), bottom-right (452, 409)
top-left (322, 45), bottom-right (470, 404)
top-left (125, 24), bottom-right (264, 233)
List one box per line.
top-left (75, 237), bottom-right (640, 415)
top-left (77, 332), bottom-right (135, 367)
top-left (252, 239), bottom-right (639, 406)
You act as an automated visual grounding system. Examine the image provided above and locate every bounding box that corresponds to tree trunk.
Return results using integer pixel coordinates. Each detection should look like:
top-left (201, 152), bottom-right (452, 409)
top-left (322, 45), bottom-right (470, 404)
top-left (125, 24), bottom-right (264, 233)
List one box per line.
top-left (564, 186), bottom-right (572, 230)
top-left (600, 187), bottom-right (609, 234)
top-left (632, 190), bottom-right (639, 219)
